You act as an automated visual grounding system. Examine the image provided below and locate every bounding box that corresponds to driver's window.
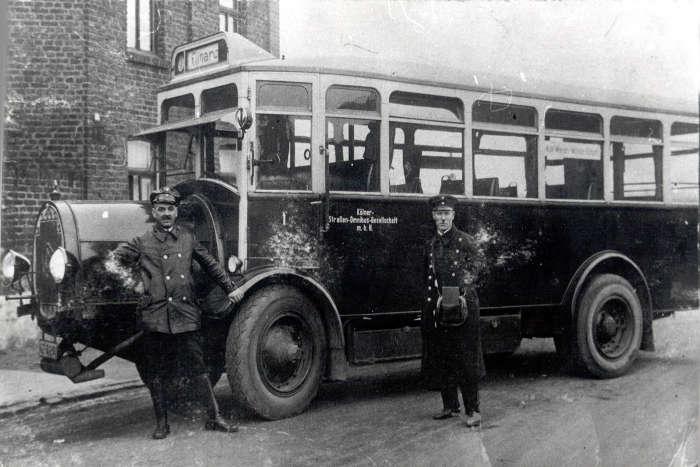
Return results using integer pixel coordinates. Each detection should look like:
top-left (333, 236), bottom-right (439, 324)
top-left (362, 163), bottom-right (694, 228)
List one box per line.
top-left (255, 81), bottom-right (312, 190)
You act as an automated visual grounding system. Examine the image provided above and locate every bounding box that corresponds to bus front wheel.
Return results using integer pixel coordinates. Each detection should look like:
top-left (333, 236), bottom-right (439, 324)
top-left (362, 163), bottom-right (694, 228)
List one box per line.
top-left (573, 274), bottom-right (643, 378)
top-left (225, 285), bottom-right (326, 420)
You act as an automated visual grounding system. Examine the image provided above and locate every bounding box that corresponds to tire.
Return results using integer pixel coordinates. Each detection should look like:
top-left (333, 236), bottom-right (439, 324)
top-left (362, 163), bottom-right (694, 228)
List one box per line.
top-left (225, 285), bottom-right (326, 420)
top-left (573, 274), bottom-right (643, 378)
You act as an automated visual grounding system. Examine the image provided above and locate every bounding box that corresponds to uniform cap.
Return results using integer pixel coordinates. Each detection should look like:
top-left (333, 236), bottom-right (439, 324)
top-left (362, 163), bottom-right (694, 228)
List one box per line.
top-left (150, 186), bottom-right (181, 205)
top-left (429, 194), bottom-right (457, 210)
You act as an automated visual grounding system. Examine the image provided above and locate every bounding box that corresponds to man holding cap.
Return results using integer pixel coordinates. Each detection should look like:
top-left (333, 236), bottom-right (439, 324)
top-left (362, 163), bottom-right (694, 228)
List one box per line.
top-left (421, 195), bottom-right (484, 427)
top-left (114, 186), bottom-right (243, 439)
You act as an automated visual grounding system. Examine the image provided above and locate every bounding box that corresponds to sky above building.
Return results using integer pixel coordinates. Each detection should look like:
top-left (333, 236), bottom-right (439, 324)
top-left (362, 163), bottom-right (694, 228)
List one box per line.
top-left (279, 0), bottom-right (699, 104)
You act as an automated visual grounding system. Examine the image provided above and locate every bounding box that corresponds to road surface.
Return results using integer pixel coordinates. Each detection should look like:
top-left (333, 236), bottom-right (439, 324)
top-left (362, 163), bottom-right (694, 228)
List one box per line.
top-left (1, 311), bottom-right (698, 466)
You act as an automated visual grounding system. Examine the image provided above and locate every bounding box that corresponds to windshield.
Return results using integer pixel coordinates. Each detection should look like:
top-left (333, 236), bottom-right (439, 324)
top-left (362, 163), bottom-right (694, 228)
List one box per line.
top-left (160, 118), bottom-right (241, 188)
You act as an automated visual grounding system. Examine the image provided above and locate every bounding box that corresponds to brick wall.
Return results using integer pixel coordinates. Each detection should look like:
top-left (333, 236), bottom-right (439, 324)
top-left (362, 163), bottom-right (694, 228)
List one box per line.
top-left (245, 0), bottom-right (280, 57)
top-left (2, 0), bottom-right (276, 258)
top-left (4, 0), bottom-right (88, 255)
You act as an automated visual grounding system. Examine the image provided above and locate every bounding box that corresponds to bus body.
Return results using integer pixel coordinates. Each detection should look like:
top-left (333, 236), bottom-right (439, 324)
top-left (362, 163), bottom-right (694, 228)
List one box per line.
top-left (5, 32), bottom-right (698, 419)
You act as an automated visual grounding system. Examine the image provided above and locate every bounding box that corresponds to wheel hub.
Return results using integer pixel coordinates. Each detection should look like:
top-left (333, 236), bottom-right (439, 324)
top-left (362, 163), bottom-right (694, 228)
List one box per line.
top-left (258, 314), bottom-right (313, 395)
top-left (593, 297), bottom-right (632, 359)
top-left (262, 326), bottom-right (301, 368)
top-left (599, 314), bottom-right (619, 340)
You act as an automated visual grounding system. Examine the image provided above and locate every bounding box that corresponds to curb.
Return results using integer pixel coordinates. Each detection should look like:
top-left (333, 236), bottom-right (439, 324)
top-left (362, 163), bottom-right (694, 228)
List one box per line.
top-left (0, 379), bottom-right (144, 420)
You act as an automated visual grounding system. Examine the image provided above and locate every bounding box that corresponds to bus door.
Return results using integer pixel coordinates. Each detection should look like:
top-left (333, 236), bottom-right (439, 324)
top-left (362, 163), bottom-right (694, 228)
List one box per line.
top-left (246, 77), bottom-right (322, 273)
top-left (320, 83), bottom-right (389, 315)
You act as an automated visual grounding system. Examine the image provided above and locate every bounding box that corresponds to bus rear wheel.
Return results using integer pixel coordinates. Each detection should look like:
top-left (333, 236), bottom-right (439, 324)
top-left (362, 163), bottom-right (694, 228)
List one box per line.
top-left (573, 274), bottom-right (643, 378)
top-left (225, 285), bottom-right (326, 420)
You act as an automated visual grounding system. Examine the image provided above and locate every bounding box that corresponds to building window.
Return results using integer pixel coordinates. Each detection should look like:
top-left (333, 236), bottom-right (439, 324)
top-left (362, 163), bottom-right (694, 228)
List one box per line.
top-left (220, 0), bottom-right (244, 33)
top-left (127, 0), bottom-right (153, 52)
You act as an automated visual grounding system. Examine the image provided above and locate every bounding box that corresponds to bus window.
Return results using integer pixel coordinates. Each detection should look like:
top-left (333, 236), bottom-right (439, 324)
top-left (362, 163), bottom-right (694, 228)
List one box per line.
top-left (390, 91), bottom-right (463, 124)
top-left (326, 119), bottom-right (379, 192)
top-left (669, 122), bottom-right (699, 203)
top-left (389, 92), bottom-right (464, 195)
top-left (611, 117), bottom-right (663, 201)
top-left (209, 120), bottom-right (241, 186)
top-left (325, 86), bottom-right (381, 192)
top-left (390, 123), bottom-right (463, 195)
top-left (201, 84), bottom-right (237, 114)
top-left (473, 100), bottom-right (536, 128)
top-left (544, 109), bottom-right (603, 200)
top-left (545, 137), bottom-right (602, 199)
top-left (255, 81), bottom-right (312, 190)
top-left (163, 129), bottom-right (199, 185)
top-left (473, 131), bottom-right (537, 198)
top-left (162, 94), bottom-right (195, 124)
top-left (472, 101), bottom-right (538, 198)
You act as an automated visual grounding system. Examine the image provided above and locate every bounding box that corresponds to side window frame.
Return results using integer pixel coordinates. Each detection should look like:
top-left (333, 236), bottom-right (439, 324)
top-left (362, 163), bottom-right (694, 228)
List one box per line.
top-left (543, 108), bottom-right (604, 201)
top-left (471, 100), bottom-right (538, 199)
top-left (610, 116), bottom-right (664, 202)
top-left (324, 85), bottom-right (381, 193)
top-left (668, 121), bottom-right (699, 204)
top-left (254, 80), bottom-right (314, 191)
top-left (388, 91), bottom-right (465, 196)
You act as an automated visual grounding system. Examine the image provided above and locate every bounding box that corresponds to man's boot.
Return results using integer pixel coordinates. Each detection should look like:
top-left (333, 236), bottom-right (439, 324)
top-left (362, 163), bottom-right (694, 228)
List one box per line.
top-left (194, 374), bottom-right (238, 433)
top-left (148, 377), bottom-right (170, 439)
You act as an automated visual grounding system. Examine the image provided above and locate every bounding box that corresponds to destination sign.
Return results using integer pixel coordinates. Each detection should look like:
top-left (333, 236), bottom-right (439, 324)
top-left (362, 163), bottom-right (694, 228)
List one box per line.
top-left (544, 140), bottom-right (601, 160)
top-left (186, 42), bottom-right (221, 72)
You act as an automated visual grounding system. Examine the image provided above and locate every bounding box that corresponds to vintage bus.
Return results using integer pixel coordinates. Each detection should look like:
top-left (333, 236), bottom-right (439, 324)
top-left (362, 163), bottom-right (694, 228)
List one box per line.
top-left (3, 32), bottom-right (698, 420)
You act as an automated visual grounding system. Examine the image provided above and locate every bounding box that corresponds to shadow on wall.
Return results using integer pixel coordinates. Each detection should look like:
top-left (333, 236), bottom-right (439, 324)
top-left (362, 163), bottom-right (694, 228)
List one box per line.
top-left (0, 295), bottom-right (39, 351)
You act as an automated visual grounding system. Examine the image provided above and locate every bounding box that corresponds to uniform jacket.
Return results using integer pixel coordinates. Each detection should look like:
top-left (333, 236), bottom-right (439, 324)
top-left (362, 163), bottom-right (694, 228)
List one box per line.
top-left (421, 226), bottom-right (485, 388)
top-left (114, 222), bottom-right (236, 334)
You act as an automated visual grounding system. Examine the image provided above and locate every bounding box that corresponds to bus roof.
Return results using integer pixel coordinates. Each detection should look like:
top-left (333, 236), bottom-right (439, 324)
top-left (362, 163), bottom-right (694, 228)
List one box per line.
top-left (168, 33), bottom-right (699, 117)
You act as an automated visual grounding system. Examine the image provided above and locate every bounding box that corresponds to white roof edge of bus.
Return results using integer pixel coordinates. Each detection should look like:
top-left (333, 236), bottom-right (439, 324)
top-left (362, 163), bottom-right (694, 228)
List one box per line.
top-left (237, 54), bottom-right (698, 117)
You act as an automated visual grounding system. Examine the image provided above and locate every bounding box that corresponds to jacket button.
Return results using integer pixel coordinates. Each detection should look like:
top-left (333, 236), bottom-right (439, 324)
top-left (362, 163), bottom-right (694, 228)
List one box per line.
top-left (165, 275), bottom-right (170, 280)
top-left (163, 254), bottom-right (168, 259)
top-left (168, 297), bottom-right (172, 302)
top-left (182, 296), bottom-right (187, 301)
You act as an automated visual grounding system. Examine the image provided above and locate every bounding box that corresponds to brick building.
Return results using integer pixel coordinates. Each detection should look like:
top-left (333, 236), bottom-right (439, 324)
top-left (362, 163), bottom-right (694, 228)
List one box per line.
top-left (2, 0), bottom-right (279, 255)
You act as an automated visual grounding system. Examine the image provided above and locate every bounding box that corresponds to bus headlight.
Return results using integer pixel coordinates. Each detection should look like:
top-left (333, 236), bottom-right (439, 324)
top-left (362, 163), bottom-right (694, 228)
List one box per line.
top-left (49, 247), bottom-right (69, 283)
top-left (2, 250), bottom-right (30, 282)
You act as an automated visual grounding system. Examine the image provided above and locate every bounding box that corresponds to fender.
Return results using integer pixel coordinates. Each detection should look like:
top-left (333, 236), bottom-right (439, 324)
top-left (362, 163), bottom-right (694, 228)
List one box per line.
top-left (561, 250), bottom-right (654, 350)
top-left (234, 266), bottom-right (347, 380)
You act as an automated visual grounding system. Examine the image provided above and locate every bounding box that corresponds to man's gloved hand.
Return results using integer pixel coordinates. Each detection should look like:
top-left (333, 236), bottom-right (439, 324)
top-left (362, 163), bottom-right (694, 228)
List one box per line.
top-left (228, 289), bottom-right (244, 305)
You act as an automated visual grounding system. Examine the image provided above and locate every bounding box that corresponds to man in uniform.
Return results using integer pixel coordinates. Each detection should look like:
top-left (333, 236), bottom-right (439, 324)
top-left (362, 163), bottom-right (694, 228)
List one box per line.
top-left (421, 194), bottom-right (484, 427)
top-left (114, 187), bottom-right (244, 439)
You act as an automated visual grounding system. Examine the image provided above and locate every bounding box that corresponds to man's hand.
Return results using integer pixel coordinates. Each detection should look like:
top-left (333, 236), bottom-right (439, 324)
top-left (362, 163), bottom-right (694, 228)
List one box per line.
top-left (228, 289), bottom-right (244, 305)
